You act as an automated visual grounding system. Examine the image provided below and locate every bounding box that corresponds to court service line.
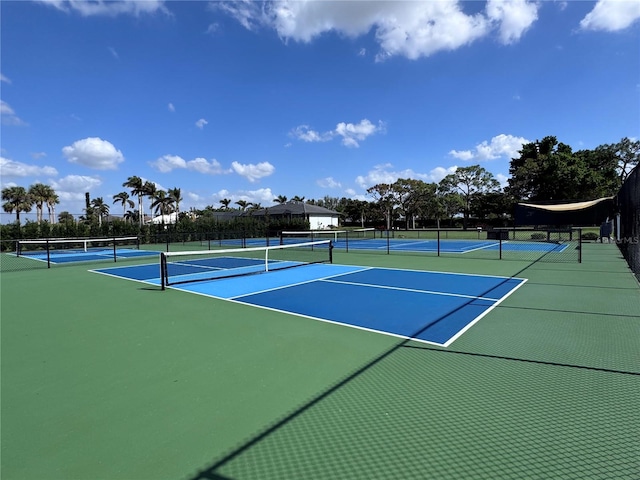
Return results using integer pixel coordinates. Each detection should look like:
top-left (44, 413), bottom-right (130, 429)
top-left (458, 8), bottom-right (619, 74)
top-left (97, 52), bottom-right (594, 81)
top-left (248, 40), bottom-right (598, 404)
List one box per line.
top-left (228, 266), bottom-right (374, 300)
top-left (320, 278), bottom-right (501, 302)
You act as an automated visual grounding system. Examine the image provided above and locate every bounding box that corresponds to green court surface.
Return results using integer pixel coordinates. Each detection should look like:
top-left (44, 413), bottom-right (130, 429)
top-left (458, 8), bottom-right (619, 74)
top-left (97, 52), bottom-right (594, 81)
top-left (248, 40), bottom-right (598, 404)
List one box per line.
top-left (1, 243), bottom-right (639, 479)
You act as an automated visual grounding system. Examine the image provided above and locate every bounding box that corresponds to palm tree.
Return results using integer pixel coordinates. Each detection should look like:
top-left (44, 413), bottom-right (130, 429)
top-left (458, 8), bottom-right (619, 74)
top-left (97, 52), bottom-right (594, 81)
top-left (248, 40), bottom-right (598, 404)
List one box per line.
top-left (58, 211), bottom-right (74, 224)
top-left (150, 190), bottom-right (174, 218)
top-left (124, 210), bottom-right (139, 224)
top-left (168, 187), bottom-right (182, 214)
top-left (273, 195), bottom-right (288, 204)
top-left (91, 197), bottom-right (109, 227)
top-left (2, 186), bottom-right (33, 223)
top-left (235, 199), bottom-right (249, 211)
top-left (28, 183), bottom-right (51, 223)
top-left (219, 198), bottom-right (231, 210)
top-left (122, 176), bottom-right (144, 227)
top-left (142, 181), bottom-right (157, 223)
top-left (113, 191), bottom-right (134, 218)
top-left (291, 195), bottom-right (305, 203)
top-left (46, 190), bottom-right (60, 224)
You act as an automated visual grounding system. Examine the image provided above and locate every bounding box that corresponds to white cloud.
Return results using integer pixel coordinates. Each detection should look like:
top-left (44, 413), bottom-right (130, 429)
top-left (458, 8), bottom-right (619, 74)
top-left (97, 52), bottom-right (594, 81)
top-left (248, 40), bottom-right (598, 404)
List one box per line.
top-left (231, 161), bottom-right (275, 182)
top-left (0, 156), bottom-right (58, 177)
top-left (290, 125), bottom-right (332, 143)
top-left (580, 0), bottom-right (640, 31)
top-left (212, 187), bottom-right (275, 206)
top-left (0, 100), bottom-right (28, 126)
top-left (168, 102), bottom-right (175, 112)
top-left (355, 163), bottom-right (437, 190)
top-left (49, 175), bottom-right (103, 202)
top-left (335, 119), bottom-right (385, 148)
top-left (486, 0), bottom-right (539, 44)
top-left (291, 119), bottom-right (385, 147)
top-left (150, 154), bottom-right (230, 175)
top-left (108, 46), bottom-right (119, 59)
top-left (317, 177), bottom-right (341, 188)
top-left (62, 137), bottom-right (124, 170)
top-left (195, 118), bottom-right (208, 129)
top-left (217, 0), bottom-right (540, 60)
top-left (0, 74), bottom-right (11, 84)
top-left (36, 0), bottom-right (169, 17)
top-left (449, 134), bottom-right (529, 162)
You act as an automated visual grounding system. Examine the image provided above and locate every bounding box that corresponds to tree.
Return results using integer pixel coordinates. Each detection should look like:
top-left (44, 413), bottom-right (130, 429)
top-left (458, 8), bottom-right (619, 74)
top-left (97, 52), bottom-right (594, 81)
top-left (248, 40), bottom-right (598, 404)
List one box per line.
top-left (235, 199), bottom-right (249, 211)
top-left (113, 191), bottom-right (134, 217)
top-left (291, 195), bottom-right (305, 203)
top-left (439, 165), bottom-right (500, 229)
top-left (273, 195), bottom-right (288, 204)
top-left (219, 198), bottom-right (231, 210)
top-left (506, 136), bottom-right (621, 202)
top-left (150, 190), bottom-right (174, 218)
top-left (28, 183), bottom-right (53, 224)
top-left (611, 137), bottom-right (639, 183)
top-left (168, 187), bottom-right (182, 214)
top-left (123, 176), bottom-right (144, 227)
top-left (367, 183), bottom-right (395, 229)
top-left (58, 211), bottom-right (75, 224)
top-left (389, 178), bottom-right (437, 229)
top-left (46, 190), bottom-right (60, 224)
top-left (91, 197), bottom-right (109, 227)
top-left (2, 186), bottom-right (33, 223)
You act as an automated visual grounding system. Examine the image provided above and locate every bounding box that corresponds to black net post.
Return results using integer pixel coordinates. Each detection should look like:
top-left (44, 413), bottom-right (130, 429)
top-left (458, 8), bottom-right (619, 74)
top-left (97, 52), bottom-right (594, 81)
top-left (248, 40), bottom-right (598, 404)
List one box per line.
top-left (113, 237), bottom-right (117, 262)
top-left (46, 239), bottom-right (51, 268)
top-left (160, 253), bottom-right (166, 291)
top-left (437, 229), bottom-right (440, 257)
top-left (578, 228), bottom-right (582, 263)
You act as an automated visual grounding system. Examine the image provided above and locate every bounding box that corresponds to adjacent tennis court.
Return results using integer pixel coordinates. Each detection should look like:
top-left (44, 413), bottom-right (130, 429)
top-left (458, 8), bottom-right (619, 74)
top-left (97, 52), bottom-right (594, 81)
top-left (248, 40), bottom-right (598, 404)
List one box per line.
top-left (93, 258), bottom-right (526, 346)
top-left (13, 236), bottom-right (160, 264)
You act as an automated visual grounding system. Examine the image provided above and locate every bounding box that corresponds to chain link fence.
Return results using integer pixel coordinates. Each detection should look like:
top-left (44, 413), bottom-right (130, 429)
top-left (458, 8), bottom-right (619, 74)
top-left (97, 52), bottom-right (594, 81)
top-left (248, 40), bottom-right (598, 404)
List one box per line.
top-left (616, 166), bottom-right (640, 281)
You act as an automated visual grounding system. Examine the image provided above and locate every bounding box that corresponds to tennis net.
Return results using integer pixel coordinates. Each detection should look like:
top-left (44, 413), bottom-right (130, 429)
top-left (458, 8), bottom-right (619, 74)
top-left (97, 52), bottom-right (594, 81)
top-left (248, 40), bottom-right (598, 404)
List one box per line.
top-left (16, 236), bottom-right (140, 256)
top-left (280, 228), bottom-right (375, 245)
top-left (160, 239), bottom-right (333, 289)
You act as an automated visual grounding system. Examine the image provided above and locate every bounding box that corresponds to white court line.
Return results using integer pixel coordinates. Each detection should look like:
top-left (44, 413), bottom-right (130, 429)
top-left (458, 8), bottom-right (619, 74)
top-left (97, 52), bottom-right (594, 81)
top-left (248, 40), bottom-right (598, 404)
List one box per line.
top-left (320, 278), bottom-right (501, 302)
top-left (442, 278), bottom-right (528, 347)
top-left (229, 266), bottom-right (373, 300)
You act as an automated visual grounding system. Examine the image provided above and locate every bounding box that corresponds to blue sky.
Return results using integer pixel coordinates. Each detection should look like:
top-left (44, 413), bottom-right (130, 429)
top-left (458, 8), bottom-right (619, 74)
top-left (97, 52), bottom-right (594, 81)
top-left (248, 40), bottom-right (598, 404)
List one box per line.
top-left (1, 0), bottom-right (639, 220)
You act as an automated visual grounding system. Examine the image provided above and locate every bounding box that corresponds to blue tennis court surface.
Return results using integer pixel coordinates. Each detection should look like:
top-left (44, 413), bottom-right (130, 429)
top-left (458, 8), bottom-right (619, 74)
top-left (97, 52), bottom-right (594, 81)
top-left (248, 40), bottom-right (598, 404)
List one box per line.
top-left (20, 248), bottom-right (159, 264)
top-left (93, 260), bottom-right (526, 347)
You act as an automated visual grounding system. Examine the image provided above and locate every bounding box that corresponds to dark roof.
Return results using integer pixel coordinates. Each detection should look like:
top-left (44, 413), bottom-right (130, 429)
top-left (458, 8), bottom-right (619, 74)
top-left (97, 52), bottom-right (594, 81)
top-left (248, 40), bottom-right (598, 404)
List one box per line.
top-left (246, 202), bottom-right (339, 217)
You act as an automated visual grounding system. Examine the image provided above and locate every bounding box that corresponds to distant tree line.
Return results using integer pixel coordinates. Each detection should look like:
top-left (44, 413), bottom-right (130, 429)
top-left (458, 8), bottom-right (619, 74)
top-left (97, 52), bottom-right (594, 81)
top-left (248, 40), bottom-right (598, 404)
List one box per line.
top-left (2, 137), bottom-right (637, 243)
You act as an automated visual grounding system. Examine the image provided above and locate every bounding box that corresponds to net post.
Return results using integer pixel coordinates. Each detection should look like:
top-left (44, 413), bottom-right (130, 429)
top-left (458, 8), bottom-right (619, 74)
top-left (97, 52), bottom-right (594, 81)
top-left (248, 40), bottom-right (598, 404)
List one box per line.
top-left (499, 236), bottom-right (503, 259)
top-left (437, 230), bottom-right (440, 256)
top-left (329, 240), bottom-right (334, 263)
top-left (345, 231), bottom-right (349, 253)
top-left (113, 237), bottom-right (117, 262)
top-left (46, 239), bottom-right (51, 268)
top-left (578, 228), bottom-right (582, 263)
top-left (136, 236), bottom-right (140, 250)
top-left (160, 253), bottom-right (166, 290)
top-left (386, 230), bottom-right (390, 254)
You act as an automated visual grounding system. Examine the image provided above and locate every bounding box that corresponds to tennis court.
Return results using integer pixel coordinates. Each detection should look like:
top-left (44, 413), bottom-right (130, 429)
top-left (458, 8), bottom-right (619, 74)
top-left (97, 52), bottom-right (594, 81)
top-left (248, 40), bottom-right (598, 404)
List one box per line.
top-left (93, 259), bottom-right (526, 346)
top-left (1, 242), bottom-right (638, 480)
